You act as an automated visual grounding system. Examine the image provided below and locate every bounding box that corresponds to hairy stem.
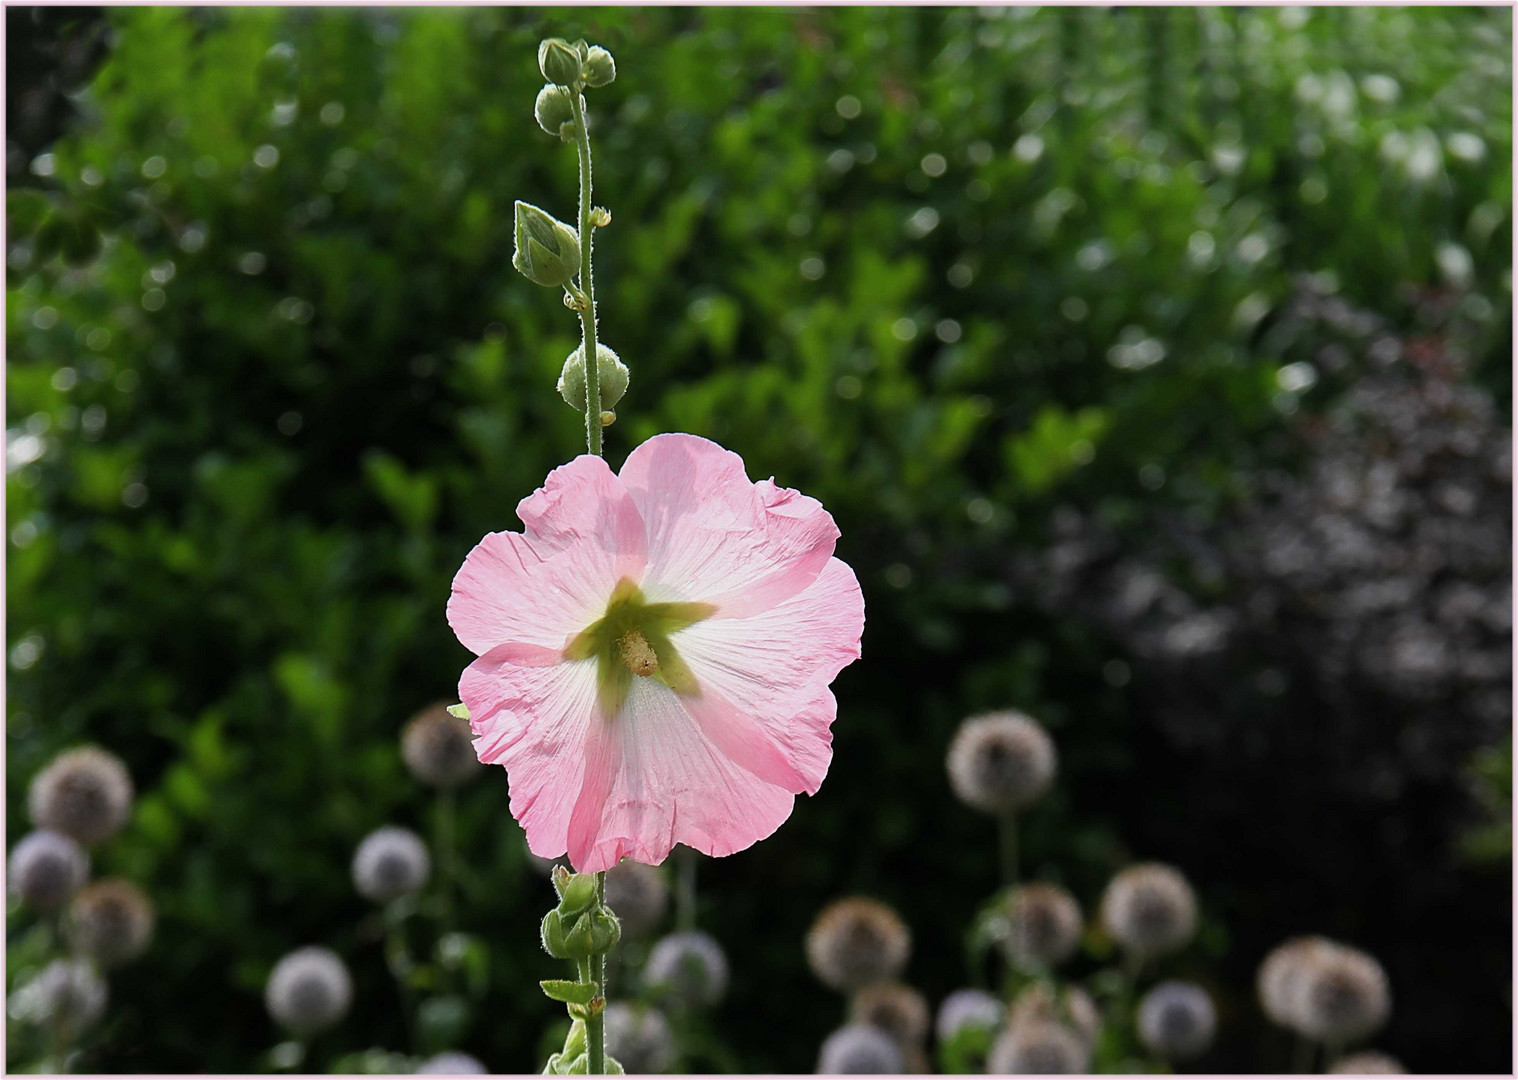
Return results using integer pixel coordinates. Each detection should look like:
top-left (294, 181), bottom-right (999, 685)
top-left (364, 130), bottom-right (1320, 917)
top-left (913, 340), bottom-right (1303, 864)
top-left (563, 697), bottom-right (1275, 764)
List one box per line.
top-left (586, 870), bottom-right (607, 1075)
top-left (568, 91), bottom-right (601, 457)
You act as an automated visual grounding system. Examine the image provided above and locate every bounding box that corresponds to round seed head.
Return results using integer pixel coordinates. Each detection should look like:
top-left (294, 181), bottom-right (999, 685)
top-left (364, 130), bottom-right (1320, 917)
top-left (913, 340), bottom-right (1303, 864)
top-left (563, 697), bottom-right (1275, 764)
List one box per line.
top-left (29, 746), bottom-right (134, 844)
top-left (8, 830), bottom-right (89, 910)
top-left (1137, 981), bottom-right (1217, 1061)
top-left (936, 988), bottom-right (1006, 1042)
top-left (67, 878), bottom-right (156, 967)
top-left (401, 703), bottom-right (482, 789)
top-left (946, 711), bottom-right (1057, 814)
top-left (352, 826), bottom-right (431, 903)
top-left (265, 946), bottom-right (353, 1037)
top-left (643, 930), bottom-right (729, 1009)
top-left (806, 897), bottom-right (911, 991)
top-left (604, 860), bottom-right (668, 937)
top-left (1009, 983), bottom-right (1101, 1048)
top-left (11, 959), bottom-right (108, 1037)
top-left (849, 982), bottom-right (930, 1046)
top-left (1296, 943), bottom-right (1391, 1044)
top-left (988, 1019), bottom-right (1091, 1074)
top-left (816, 1024), bottom-right (905, 1074)
top-left (1329, 1051), bottom-right (1405, 1074)
top-left (1000, 883), bottom-right (1084, 971)
top-left (1100, 863), bottom-right (1198, 958)
top-left (603, 1002), bottom-right (675, 1074)
top-left (1257, 936), bottom-right (1335, 1027)
top-left (416, 1051), bottom-right (488, 1074)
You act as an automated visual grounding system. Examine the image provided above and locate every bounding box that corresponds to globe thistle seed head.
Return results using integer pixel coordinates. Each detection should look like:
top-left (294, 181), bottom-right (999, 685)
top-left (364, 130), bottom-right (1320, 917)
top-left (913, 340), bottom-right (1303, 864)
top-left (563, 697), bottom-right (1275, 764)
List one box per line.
top-left (1329, 1051), bottom-right (1405, 1074)
top-left (816, 1024), bottom-right (905, 1074)
top-left (1257, 936), bottom-right (1335, 1027)
top-left (603, 1002), bottom-right (675, 1075)
top-left (988, 1019), bottom-right (1091, 1074)
top-left (1100, 863), bottom-right (1198, 959)
top-left (1000, 883), bottom-right (1084, 972)
top-left (11, 959), bottom-right (108, 1038)
top-left (946, 711), bottom-right (1057, 814)
top-left (1009, 983), bottom-right (1101, 1049)
top-left (643, 930), bottom-right (729, 1009)
top-left (935, 988), bottom-right (1006, 1043)
top-left (416, 1051), bottom-right (488, 1074)
top-left (849, 981), bottom-right (930, 1046)
top-left (352, 826), bottom-right (431, 903)
top-left (67, 878), bottom-right (156, 967)
top-left (401, 703), bottom-right (482, 789)
top-left (1137, 981), bottom-right (1217, 1062)
top-left (265, 946), bottom-right (353, 1037)
top-left (29, 746), bottom-right (134, 845)
top-left (1296, 943), bottom-right (1391, 1044)
top-left (805, 897), bottom-right (911, 991)
top-left (604, 860), bottom-right (668, 937)
top-left (8, 830), bottom-right (89, 910)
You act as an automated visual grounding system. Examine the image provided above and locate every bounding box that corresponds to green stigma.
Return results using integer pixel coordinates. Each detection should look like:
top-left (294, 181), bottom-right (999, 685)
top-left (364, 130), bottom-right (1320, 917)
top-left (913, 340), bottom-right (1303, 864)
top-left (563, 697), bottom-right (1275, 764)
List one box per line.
top-left (563, 578), bottom-right (715, 718)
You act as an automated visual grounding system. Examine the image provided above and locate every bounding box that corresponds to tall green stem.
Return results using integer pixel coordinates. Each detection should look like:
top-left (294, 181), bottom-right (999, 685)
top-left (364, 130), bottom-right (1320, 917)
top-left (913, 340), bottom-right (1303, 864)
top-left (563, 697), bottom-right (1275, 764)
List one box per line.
top-left (568, 91), bottom-right (601, 457)
top-left (586, 870), bottom-right (607, 1075)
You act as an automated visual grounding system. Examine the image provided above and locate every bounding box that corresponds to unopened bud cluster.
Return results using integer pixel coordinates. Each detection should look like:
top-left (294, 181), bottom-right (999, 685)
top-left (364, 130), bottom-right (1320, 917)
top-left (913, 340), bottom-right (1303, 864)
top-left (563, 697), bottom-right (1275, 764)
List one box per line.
top-left (541, 865), bottom-right (622, 962)
top-left (538, 38), bottom-right (616, 90)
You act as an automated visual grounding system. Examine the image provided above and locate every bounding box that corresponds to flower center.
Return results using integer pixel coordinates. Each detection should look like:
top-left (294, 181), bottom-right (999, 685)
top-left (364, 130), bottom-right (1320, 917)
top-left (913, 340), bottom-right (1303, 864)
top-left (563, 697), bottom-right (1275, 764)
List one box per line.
top-left (563, 578), bottom-right (715, 718)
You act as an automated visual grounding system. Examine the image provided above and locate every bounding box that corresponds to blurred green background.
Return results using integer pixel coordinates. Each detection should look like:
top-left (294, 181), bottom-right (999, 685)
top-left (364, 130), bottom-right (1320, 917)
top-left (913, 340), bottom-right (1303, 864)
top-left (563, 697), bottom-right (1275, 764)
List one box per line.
top-left (6, 5), bottom-right (1512, 1074)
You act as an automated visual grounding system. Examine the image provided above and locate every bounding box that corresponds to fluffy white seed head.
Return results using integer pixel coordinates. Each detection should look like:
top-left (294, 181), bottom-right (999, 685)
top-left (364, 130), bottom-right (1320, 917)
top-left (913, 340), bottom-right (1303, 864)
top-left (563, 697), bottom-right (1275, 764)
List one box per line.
top-left (8, 830), bottom-right (89, 910)
top-left (1295, 943), bottom-right (1392, 1044)
top-left (415, 1051), bottom-right (488, 1074)
top-left (401, 703), bottom-right (482, 789)
top-left (946, 711), bottom-right (1057, 814)
top-left (644, 930), bottom-right (729, 1009)
top-left (11, 959), bottom-right (108, 1037)
top-left (1329, 1051), bottom-right (1405, 1074)
top-left (67, 878), bottom-right (156, 967)
top-left (604, 860), bottom-right (669, 937)
top-left (805, 897), bottom-right (911, 992)
top-left (28, 746), bottom-right (134, 845)
top-left (1258, 936), bottom-right (1336, 1027)
top-left (935, 988), bottom-right (1005, 1043)
top-left (603, 1002), bottom-right (675, 1074)
top-left (816, 1024), bottom-right (905, 1074)
top-left (988, 1018), bottom-right (1091, 1074)
top-left (352, 826), bottom-right (431, 903)
top-left (1009, 983), bottom-right (1101, 1049)
top-left (849, 981), bottom-right (930, 1045)
top-left (1137, 981), bottom-right (1217, 1061)
top-left (265, 946), bottom-right (354, 1037)
top-left (1001, 883), bottom-right (1084, 971)
top-left (1100, 863), bottom-right (1198, 959)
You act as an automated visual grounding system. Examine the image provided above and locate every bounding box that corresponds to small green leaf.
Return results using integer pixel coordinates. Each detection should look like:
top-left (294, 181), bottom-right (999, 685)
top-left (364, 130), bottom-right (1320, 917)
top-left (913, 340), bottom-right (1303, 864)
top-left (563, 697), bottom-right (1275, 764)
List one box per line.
top-left (446, 703), bottom-right (470, 720)
top-left (539, 980), bottom-right (598, 1005)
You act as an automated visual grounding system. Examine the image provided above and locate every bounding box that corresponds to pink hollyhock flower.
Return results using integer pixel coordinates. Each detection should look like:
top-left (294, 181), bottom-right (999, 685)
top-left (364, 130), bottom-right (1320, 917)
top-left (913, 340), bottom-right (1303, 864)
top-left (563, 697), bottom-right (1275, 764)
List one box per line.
top-left (448, 433), bottom-right (864, 873)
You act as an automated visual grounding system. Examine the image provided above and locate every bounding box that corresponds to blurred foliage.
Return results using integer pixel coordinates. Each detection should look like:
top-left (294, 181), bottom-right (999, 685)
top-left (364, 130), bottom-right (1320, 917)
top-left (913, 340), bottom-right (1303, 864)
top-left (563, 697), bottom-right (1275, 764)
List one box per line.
top-left (6, 6), bottom-right (1512, 1074)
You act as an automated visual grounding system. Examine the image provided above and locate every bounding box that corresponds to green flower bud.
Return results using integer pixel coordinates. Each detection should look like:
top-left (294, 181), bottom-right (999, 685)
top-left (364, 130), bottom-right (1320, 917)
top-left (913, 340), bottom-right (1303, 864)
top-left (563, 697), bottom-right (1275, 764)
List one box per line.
top-left (514, 201), bottom-right (580, 288)
top-left (583, 46), bottom-right (616, 88)
top-left (558, 343), bottom-right (629, 413)
top-left (556, 872), bottom-right (599, 916)
top-left (541, 908), bottom-right (570, 958)
top-left (539, 38), bottom-right (583, 87)
top-left (534, 84), bottom-right (581, 142)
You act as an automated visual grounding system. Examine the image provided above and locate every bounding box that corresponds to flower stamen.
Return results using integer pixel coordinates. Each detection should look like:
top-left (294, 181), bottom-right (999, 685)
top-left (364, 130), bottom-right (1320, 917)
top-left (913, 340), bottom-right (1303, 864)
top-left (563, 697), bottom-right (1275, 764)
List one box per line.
top-left (619, 629), bottom-right (659, 677)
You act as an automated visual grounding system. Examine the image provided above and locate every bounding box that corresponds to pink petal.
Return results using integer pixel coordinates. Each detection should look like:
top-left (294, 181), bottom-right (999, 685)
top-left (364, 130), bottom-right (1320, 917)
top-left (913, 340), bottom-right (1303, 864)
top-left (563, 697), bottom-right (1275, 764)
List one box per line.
top-left (672, 557), bottom-right (865, 795)
top-left (566, 678), bottom-right (799, 872)
top-left (458, 643), bottom-right (602, 862)
top-left (617, 434), bottom-right (839, 618)
top-left (447, 455), bottom-right (646, 656)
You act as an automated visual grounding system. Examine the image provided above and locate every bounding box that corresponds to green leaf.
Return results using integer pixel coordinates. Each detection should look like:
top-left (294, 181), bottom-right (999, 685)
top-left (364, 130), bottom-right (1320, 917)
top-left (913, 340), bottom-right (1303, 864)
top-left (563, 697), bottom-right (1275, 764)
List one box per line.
top-left (446, 703), bottom-right (470, 720)
top-left (539, 980), bottom-right (599, 1005)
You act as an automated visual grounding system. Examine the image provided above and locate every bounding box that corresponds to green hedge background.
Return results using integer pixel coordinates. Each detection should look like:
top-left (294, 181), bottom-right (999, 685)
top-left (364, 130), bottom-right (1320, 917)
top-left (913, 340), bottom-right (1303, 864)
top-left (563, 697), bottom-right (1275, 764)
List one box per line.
top-left (6, 6), bottom-right (1512, 1074)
